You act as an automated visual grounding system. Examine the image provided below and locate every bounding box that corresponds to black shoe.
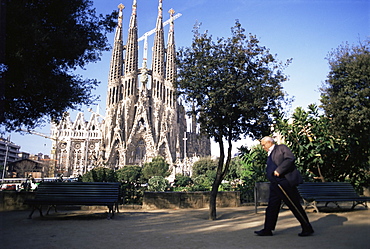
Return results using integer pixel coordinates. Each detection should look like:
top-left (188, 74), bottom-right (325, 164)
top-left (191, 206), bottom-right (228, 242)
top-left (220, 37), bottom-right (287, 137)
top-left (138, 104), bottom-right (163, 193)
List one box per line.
top-left (254, 229), bottom-right (273, 236)
top-left (298, 229), bottom-right (314, 237)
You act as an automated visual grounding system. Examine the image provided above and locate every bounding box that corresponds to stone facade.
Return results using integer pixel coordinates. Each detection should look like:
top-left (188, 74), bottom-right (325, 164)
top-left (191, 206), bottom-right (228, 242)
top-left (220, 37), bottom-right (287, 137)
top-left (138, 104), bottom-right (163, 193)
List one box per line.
top-left (50, 112), bottom-right (103, 176)
top-left (50, 0), bottom-right (211, 177)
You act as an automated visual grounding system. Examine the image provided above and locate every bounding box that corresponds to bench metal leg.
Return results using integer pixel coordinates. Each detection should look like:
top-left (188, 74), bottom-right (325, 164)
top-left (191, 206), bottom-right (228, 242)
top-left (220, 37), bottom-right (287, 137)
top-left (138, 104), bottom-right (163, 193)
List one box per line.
top-left (46, 205), bottom-right (57, 215)
top-left (115, 203), bottom-right (120, 213)
top-left (303, 200), bottom-right (320, 213)
top-left (107, 205), bottom-right (115, 219)
top-left (28, 205), bottom-right (43, 219)
top-left (313, 201), bottom-right (320, 213)
top-left (351, 201), bottom-right (368, 210)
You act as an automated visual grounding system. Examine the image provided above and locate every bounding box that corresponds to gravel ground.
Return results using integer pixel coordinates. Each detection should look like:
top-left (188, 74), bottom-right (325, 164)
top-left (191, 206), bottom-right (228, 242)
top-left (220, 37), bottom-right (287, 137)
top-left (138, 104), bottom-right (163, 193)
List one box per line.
top-left (1, 204), bottom-right (369, 249)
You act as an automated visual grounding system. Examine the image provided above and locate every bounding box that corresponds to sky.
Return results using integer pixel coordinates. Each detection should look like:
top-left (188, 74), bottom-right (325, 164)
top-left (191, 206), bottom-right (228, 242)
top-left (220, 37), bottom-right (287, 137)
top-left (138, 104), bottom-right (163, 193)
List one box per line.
top-left (5, 0), bottom-right (369, 156)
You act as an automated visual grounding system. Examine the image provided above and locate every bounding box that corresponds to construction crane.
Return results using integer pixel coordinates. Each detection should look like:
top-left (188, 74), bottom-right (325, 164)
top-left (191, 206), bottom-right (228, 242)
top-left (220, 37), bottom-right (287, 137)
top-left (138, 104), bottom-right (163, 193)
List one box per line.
top-left (21, 129), bottom-right (66, 176)
top-left (21, 129), bottom-right (66, 145)
top-left (137, 12), bottom-right (182, 62)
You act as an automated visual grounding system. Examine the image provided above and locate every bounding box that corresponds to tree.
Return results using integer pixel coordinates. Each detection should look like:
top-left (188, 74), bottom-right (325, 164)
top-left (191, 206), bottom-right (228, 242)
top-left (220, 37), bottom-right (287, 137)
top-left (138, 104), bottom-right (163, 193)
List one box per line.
top-left (147, 176), bottom-right (169, 192)
top-left (142, 156), bottom-right (170, 180)
top-left (176, 21), bottom-right (290, 219)
top-left (275, 105), bottom-right (351, 182)
top-left (174, 174), bottom-right (193, 188)
top-left (116, 165), bottom-right (143, 205)
top-left (192, 157), bottom-right (217, 179)
top-left (275, 104), bottom-right (369, 191)
top-left (224, 157), bottom-right (244, 182)
top-left (320, 40), bottom-right (370, 188)
top-left (81, 167), bottom-right (117, 182)
top-left (116, 165), bottom-right (142, 184)
top-left (1, 0), bottom-right (117, 131)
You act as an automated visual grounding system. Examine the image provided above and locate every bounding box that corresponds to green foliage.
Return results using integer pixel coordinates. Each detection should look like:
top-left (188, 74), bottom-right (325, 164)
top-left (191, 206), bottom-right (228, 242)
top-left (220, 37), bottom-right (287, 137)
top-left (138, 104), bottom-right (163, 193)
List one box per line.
top-left (239, 145), bottom-right (268, 202)
top-left (173, 157), bottom-right (242, 192)
top-left (192, 157), bottom-right (217, 179)
top-left (191, 157), bottom-right (217, 190)
top-left (142, 156), bottom-right (171, 180)
top-left (174, 174), bottom-right (193, 188)
top-left (321, 40), bottom-right (370, 139)
top-left (116, 165), bottom-right (144, 205)
top-left (2, 0), bottom-right (117, 130)
top-left (191, 175), bottom-right (213, 191)
top-left (224, 157), bottom-right (244, 181)
top-left (275, 104), bottom-right (369, 191)
top-left (320, 40), bottom-right (370, 188)
top-left (240, 145), bottom-right (267, 182)
top-left (81, 167), bottom-right (117, 182)
top-left (148, 176), bottom-right (169, 192)
top-left (116, 165), bottom-right (142, 183)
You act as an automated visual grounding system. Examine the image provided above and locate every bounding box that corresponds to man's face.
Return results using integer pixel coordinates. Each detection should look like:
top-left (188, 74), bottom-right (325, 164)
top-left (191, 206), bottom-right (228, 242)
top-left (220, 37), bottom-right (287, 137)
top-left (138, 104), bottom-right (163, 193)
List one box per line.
top-left (261, 140), bottom-right (273, 152)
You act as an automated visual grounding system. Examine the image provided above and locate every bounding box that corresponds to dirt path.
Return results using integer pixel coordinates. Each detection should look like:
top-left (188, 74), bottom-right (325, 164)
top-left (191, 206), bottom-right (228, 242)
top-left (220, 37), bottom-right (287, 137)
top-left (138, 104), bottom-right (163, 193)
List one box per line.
top-left (1, 206), bottom-right (369, 249)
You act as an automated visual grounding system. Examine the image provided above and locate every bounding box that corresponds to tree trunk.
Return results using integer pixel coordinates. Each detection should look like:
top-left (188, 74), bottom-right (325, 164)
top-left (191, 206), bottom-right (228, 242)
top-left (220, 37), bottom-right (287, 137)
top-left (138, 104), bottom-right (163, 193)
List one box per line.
top-left (208, 136), bottom-right (233, 220)
top-left (209, 175), bottom-right (222, 220)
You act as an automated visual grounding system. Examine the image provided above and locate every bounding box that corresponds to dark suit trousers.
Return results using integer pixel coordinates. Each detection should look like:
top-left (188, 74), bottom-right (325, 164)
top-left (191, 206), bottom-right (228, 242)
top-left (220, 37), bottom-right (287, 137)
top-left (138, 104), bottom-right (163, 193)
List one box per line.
top-left (264, 178), bottom-right (310, 231)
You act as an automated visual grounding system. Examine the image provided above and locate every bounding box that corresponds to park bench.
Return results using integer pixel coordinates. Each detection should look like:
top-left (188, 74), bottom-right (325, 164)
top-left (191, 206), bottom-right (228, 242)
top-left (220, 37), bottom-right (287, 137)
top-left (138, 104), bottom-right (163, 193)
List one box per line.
top-left (25, 182), bottom-right (121, 219)
top-left (297, 182), bottom-right (370, 213)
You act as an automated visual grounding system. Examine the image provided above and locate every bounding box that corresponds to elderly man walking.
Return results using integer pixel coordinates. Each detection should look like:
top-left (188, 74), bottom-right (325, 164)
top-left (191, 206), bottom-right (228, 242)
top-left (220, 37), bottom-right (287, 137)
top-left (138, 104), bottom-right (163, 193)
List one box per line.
top-left (254, 136), bottom-right (314, 237)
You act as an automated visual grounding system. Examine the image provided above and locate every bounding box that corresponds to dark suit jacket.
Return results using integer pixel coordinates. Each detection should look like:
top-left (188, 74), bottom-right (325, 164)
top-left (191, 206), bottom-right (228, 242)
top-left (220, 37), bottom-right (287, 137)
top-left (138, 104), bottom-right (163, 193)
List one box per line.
top-left (268, 144), bottom-right (303, 187)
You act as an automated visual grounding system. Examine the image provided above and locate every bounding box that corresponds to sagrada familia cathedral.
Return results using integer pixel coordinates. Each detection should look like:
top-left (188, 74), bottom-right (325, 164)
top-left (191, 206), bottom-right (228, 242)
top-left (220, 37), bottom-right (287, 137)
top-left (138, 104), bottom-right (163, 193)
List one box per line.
top-left (50, 0), bottom-right (211, 178)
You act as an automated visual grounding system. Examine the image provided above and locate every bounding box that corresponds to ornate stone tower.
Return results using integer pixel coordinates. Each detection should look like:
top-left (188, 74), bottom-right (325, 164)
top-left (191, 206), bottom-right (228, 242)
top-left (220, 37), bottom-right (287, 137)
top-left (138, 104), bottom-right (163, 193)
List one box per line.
top-left (101, 0), bottom-right (211, 169)
top-left (50, 0), bottom-right (211, 177)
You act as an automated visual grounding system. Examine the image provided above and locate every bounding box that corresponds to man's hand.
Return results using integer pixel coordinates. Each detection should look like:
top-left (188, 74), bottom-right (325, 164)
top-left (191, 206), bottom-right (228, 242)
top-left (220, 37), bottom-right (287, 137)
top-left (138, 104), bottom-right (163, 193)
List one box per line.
top-left (274, 171), bottom-right (280, 177)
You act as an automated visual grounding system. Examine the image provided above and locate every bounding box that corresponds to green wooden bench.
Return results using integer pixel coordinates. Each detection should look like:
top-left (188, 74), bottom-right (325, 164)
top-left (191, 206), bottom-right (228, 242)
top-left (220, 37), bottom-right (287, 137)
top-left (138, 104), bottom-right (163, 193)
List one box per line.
top-left (25, 182), bottom-right (121, 219)
top-left (297, 182), bottom-right (370, 213)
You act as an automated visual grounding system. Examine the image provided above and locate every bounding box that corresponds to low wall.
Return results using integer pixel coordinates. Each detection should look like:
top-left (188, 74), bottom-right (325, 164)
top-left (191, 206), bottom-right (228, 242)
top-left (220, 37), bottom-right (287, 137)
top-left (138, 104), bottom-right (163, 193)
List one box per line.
top-left (1, 191), bottom-right (241, 211)
top-left (0, 191), bottom-right (35, 211)
top-left (143, 191), bottom-right (240, 209)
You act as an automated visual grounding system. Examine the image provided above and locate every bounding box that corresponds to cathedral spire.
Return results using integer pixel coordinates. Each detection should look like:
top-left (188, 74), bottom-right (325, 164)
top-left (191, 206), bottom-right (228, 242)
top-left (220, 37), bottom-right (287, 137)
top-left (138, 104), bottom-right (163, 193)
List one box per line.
top-left (152, 0), bottom-right (165, 78)
top-left (108, 4), bottom-right (124, 84)
top-left (124, 0), bottom-right (139, 77)
top-left (165, 8), bottom-right (176, 84)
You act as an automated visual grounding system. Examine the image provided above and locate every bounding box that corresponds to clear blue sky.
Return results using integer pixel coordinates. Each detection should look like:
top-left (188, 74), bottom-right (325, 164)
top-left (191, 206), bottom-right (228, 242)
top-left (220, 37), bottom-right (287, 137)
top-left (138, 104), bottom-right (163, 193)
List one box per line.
top-left (6, 0), bottom-right (369, 156)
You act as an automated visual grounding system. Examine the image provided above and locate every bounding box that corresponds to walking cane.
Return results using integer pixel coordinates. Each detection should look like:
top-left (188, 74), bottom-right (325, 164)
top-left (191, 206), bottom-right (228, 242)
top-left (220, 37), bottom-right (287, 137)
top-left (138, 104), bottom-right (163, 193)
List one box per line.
top-left (277, 184), bottom-right (310, 226)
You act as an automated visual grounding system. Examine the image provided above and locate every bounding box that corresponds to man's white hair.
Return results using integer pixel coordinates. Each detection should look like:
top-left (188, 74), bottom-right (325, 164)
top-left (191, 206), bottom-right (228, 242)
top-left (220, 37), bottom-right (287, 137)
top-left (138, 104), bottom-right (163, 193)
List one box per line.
top-left (261, 136), bottom-right (275, 143)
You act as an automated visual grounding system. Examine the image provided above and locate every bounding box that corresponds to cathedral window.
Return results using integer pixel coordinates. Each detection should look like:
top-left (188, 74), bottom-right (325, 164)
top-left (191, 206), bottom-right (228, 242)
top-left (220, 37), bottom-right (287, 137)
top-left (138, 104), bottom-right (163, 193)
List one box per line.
top-left (108, 89), bottom-right (111, 105)
top-left (138, 117), bottom-right (146, 129)
top-left (128, 79), bottom-right (131, 96)
top-left (114, 87), bottom-right (117, 103)
top-left (135, 139), bottom-right (146, 163)
top-left (162, 84), bottom-right (165, 100)
top-left (170, 90), bottom-right (173, 106)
